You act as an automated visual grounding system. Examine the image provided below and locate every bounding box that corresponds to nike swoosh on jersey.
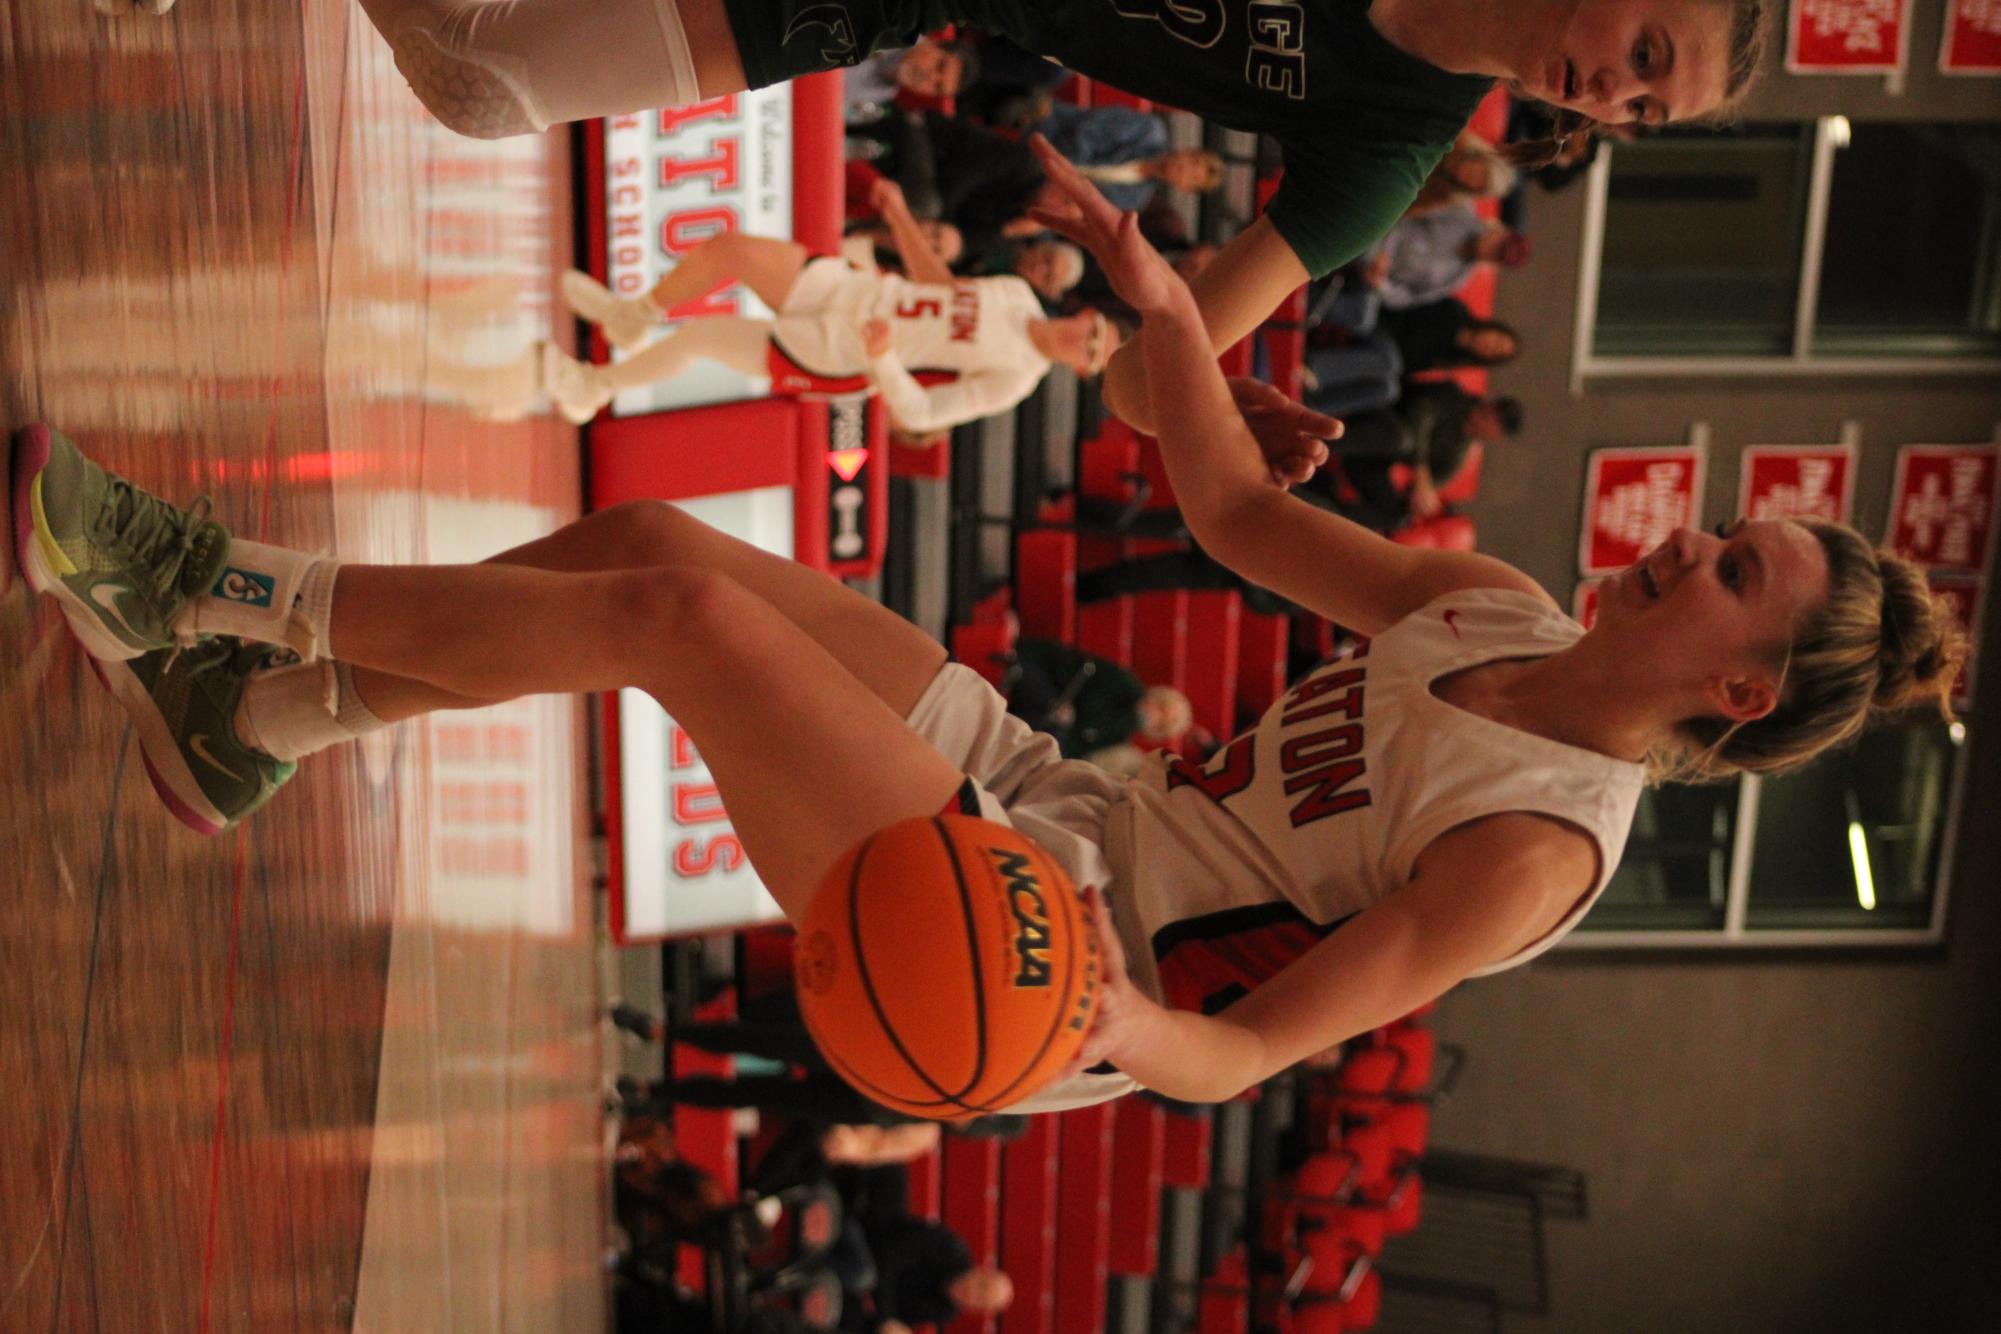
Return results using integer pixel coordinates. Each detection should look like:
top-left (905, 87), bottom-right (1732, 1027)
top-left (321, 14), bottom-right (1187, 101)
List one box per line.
top-left (189, 733), bottom-right (244, 782)
top-left (89, 581), bottom-right (150, 644)
top-left (1442, 610), bottom-right (1464, 640)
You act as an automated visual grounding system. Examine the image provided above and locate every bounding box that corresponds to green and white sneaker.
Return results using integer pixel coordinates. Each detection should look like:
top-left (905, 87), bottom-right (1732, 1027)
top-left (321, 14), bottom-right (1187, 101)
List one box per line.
top-left (559, 270), bottom-right (657, 353)
top-left (116, 638), bottom-right (299, 835)
top-left (9, 423), bottom-right (231, 661)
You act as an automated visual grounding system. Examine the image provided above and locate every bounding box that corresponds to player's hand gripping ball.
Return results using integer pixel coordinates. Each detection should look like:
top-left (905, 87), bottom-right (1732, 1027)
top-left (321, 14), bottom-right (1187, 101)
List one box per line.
top-left (794, 814), bottom-right (1102, 1120)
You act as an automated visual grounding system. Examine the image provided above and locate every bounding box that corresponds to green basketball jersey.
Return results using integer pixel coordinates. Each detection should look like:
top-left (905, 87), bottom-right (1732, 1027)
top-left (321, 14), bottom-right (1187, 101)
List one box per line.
top-left (722, 0), bottom-right (1494, 277)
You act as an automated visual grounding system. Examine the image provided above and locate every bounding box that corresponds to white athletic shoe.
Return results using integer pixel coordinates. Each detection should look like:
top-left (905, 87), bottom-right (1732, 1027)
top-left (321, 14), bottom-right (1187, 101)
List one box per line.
top-left (560, 270), bottom-right (657, 353)
top-left (95, 0), bottom-right (177, 12)
top-left (540, 343), bottom-right (614, 426)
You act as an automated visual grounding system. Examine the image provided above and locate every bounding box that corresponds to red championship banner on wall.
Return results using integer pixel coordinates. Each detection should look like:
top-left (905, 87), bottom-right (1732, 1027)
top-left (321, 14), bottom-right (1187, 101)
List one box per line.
top-left (1884, 444), bottom-right (1999, 573)
top-left (1579, 444), bottom-right (1707, 575)
top-left (1737, 443), bottom-right (1857, 523)
top-left (1787, 0), bottom-right (1911, 72)
top-left (1927, 573), bottom-right (1984, 707)
top-left (1942, 0), bottom-right (2001, 73)
top-left (1572, 577), bottom-right (1606, 630)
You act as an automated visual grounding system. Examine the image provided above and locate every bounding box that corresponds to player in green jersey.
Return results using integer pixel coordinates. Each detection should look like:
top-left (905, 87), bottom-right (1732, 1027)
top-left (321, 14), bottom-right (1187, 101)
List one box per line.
top-left (331, 0), bottom-right (1761, 433)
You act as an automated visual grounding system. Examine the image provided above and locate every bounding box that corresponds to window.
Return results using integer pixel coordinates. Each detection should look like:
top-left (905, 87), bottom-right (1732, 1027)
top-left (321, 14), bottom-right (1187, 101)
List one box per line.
top-left (1568, 716), bottom-right (1967, 950)
top-left (1573, 119), bottom-right (2001, 386)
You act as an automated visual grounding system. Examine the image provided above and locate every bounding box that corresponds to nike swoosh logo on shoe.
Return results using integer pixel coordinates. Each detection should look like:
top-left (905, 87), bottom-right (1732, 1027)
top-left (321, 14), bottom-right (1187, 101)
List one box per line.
top-left (89, 582), bottom-right (150, 645)
top-left (189, 733), bottom-right (244, 782)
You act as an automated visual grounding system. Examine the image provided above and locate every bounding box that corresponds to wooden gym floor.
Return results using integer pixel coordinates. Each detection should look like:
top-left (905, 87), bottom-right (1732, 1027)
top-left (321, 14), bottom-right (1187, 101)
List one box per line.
top-left (0, 4), bottom-right (605, 1329)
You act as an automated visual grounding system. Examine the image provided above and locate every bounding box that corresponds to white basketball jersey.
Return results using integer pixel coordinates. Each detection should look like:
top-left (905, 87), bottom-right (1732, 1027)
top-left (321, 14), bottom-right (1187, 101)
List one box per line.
top-left (1103, 588), bottom-right (1646, 1015)
top-left (775, 262), bottom-right (1048, 377)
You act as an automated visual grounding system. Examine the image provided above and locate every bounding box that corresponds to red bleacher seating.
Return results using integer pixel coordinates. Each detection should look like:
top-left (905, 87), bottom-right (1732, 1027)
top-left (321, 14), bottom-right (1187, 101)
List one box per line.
top-left (1108, 1096), bottom-right (1166, 1276)
top-left (1183, 591), bottom-right (1242, 738)
top-left (999, 1116), bottom-right (1061, 1334)
top-left (943, 1135), bottom-right (1001, 1334)
top-left (1016, 518), bottom-right (1079, 643)
top-left (1053, 1105), bottom-right (1115, 1333)
top-left (1160, 1105), bottom-right (1213, 1188)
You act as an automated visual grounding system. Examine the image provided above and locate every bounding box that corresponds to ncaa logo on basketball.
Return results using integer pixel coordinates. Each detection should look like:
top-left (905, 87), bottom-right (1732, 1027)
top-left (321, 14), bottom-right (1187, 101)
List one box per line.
top-left (217, 567), bottom-right (275, 607)
top-left (991, 849), bottom-right (1053, 989)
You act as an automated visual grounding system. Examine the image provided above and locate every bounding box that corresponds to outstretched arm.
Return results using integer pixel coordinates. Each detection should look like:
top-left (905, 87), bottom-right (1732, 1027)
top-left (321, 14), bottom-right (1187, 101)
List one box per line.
top-left (870, 179), bottom-right (956, 287)
top-left (1027, 136), bottom-right (1552, 636)
top-left (1099, 215), bottom-right (1308, 433)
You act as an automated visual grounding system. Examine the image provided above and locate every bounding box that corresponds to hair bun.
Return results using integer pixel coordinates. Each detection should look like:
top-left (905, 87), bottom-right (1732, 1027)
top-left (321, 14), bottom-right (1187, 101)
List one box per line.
top-left (1871, 554), bottom-right (1969, 718)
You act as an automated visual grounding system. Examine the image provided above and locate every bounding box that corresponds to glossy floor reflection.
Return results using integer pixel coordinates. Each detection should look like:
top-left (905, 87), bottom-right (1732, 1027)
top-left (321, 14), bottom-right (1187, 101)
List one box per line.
top-left (1, 4), bottom-right (602, 1330)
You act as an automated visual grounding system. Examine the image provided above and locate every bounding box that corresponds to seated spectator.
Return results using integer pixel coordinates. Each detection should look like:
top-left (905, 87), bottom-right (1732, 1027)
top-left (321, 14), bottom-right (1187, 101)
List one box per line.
top-left (1408, 131), bottom-right (1519, 215)
top-left (958, 237), bottom-right (1087, 303)
top-left (847, 110), bottom-right (1051, 263)
top-left (1005, 636), bottom-right (1193, 759)
top-left (842, 1198), bottom-right (1014, 1334)
top-left (952, 34), bottom-right (1074, 132)
top-left (1302, 328), bottom-right (1404, 418)
top-left (844, 36), bottom-right (979, 117)
top-left (1035, 102), bottom-right (1226, 212)
top-left (611, 993), bottom-right (1028, 1138)
top-left (1354, 204), bottom-right (1529, 310)
top-left (1331, 385), bottom-right (1522, 531)
top-left (1375, 297), bottom-right (1521, 373)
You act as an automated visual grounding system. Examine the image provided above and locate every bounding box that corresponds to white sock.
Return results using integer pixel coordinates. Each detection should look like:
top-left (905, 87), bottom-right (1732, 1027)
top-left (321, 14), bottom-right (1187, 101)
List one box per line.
top-left (180, 542), bottom-right (340, 660)
top-left (235, 658), bottom-right (387, 762)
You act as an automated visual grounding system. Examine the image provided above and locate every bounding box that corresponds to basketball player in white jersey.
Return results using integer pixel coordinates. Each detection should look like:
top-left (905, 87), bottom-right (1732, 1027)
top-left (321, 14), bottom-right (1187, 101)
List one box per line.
top-left (9, 141), bottom-right (1959, 1116)
top-left (541, 205), bottom-right (1114, 432)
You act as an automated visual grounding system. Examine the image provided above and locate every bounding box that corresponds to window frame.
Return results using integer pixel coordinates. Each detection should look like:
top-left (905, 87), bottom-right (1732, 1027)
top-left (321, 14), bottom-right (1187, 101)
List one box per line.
top-left (1569, 116), bottom-right (2001, 396)
top-left (1558, 731), bottom-right (1972, 953)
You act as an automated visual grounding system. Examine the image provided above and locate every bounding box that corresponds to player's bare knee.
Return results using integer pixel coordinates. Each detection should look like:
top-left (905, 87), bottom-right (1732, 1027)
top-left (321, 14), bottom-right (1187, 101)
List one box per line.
top-left (598, 499), bottom-right (688, 556)
top-left (624, 565), bottom-right (741, 643)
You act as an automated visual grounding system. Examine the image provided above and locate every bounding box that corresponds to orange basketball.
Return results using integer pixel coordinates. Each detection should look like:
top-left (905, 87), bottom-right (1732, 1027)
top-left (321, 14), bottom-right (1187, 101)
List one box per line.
top-left (793, 814), bottom-right (1100, 1120)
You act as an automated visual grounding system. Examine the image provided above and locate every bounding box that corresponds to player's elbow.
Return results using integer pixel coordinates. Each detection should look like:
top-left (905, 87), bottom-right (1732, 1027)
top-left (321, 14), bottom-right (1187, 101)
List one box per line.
top-left (1102, 341), bottom-right (1154, 432)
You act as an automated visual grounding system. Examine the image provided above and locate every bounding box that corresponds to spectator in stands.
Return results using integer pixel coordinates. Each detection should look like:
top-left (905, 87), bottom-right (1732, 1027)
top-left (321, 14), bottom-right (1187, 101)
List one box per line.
top-left (1005, 637), bottom-right (1194, 759)
top-left (1330, 387), bottom-right (1523, 531)
top-left (358, 0), bottom-right (1767, 437)
top-left (834, 1172), bottom-right (1014, 1334)
top-left (611, 994), bottom-right (1029, 1138)
top-left (1301, 328), bottom-right (1405, 419)
top-left (845, 111), bottom-right (1063, 265)
top-left (1376, 297), bottom-right (1521, 374)
top-left (547, 211), bottom-right (1116, 433)
top-left (960, 238), bottom-right (1088, 303)
top-left (1408, 131), bottom-right (1519, 215)
top-left (842, 216), bottom-right (966, 274)
top-left (844, 35), bottom-right (979, 117)
top-left (951, 34), bottom-right (1075, 132)
top-left (1035, 102), bottom-right (1226, 212)
top-left (1354, 205), bottom-right (1530, 310)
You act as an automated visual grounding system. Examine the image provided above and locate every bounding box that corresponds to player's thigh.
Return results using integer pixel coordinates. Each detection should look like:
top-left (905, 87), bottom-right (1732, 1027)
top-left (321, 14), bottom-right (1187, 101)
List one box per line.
top-left (649, 570), bottom-right (964, 919)
top-left (487, 501), bottom-right (949, 718)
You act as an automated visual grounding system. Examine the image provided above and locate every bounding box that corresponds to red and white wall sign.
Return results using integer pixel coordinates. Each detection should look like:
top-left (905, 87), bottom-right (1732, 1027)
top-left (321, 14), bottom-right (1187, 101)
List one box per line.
top-left (1884, 444), bottom-right (1998, 573)
top-left (1579, 444), bottom-right (1707, 575)
top-left (599, 89), bottom-right (794, 415)
top-left (1787, 0), bottom-right (1911, 73)
top-left (1942, 0), bottom-right (2001, 72)
top-left (1737, 443), bottom-right (1857, 524)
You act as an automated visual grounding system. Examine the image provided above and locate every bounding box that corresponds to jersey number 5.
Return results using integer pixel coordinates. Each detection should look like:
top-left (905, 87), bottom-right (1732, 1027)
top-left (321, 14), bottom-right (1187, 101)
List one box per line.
top-left (1111, 0), bottom-right (1226, 50)
top-left (895, 296), bottom-right (943, 319)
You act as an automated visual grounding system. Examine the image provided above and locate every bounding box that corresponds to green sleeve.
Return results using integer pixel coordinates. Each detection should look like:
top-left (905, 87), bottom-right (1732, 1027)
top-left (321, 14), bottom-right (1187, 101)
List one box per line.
top-left (1264, 134), bottom-right (1448, 279)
